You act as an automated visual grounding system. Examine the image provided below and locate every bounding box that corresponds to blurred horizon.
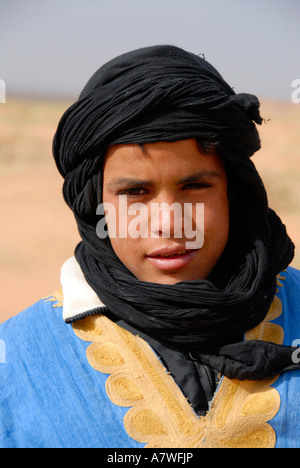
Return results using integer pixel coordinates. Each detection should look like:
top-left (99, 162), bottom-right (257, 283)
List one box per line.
top-left (1, 0), bottom-right (300, 102)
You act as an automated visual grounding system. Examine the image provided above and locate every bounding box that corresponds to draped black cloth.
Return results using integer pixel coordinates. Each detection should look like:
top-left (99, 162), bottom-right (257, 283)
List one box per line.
top-left (53, 46), bottom-right (298, 410)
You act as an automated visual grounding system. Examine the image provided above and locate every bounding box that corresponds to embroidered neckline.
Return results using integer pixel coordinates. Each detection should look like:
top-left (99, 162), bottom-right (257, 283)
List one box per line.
top-left (46, 263), bottom-right (286, 448)
top-left (69, 276), bottom-right (285, 448)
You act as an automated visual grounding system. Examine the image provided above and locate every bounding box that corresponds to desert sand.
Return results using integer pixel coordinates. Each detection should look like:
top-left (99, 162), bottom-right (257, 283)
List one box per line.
top-left (0, 98), bottom-right (299, 323)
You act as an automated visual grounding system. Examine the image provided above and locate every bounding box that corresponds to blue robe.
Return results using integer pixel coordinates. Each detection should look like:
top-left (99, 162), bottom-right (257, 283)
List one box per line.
top-left (0, 258), bottom-right (299, 448)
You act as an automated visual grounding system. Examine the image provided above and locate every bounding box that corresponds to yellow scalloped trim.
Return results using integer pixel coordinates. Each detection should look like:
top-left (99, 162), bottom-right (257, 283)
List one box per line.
top-left (44, 289), bottom-right (64, 308)
top-left (73, 315), bottom-right (206, 447)
top-left (71, 273), bottom-right (285, 448)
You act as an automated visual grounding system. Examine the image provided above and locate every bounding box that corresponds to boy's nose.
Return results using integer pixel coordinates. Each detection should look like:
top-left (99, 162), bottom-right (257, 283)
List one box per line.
top-left (150, 196), bottom-right (184, 239)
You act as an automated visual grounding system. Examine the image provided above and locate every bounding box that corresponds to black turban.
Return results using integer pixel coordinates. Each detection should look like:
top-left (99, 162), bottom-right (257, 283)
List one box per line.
top-left (52, 45), bottom-right (297, 385)
top-left (53, 45), bottom-right (267, 248)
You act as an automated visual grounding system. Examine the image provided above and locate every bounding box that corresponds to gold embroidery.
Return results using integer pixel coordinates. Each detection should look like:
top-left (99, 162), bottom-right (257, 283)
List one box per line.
top-left (72, 315), bottom-right (103, 339)
top-left (221, 428), bottom-right (271, 449)
top-left (246, 294), bottom-right (283, 344)
top-left (44, 289), bottom-right (64, 308)
top-left (203, 275), bottom-right (284, 448)
top-left (73, 315), bottom-right (206, 447)
top-left (276, 274), bottom-right (286, 294)
top-left (129, 409), bottom-right (168, 436)
top-left (107, 375), bottom-right (144, 404)
top-left (204, 378), bottom-right (280, 448)
top-left (72, 274), bottom-right (286, 448)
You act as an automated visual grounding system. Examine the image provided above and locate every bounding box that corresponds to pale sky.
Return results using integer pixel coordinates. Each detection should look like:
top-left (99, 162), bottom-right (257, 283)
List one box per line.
top-left (1, 0), bottom-right (299, 100)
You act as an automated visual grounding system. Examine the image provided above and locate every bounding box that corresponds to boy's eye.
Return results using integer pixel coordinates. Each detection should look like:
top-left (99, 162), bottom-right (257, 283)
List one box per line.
top-left (118, 187), bottom-right (147, 197)
top-left (183, 182), bottom-right (211, 190)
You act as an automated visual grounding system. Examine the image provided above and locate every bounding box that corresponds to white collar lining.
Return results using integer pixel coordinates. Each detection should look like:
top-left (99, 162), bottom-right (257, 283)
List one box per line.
top-left (60, 256), bottom-right (105, 323)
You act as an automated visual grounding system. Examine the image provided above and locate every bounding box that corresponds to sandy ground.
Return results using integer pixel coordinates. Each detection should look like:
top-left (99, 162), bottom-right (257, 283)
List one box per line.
top-left (0, 98), bottom-right (299, 323)
top-left (0, 166), bottom-right (80, 321)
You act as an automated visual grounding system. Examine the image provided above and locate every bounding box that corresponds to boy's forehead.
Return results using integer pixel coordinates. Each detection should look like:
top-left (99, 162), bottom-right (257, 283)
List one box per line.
top-left (105, 139), bottom-right (212, 163)
top-left (104, 140), bottom-right (224, 173)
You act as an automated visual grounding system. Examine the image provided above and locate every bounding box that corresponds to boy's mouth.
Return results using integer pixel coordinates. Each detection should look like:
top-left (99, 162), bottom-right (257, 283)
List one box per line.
top-left (146, 247), bottom-right (199, 270)
top-left (151, 249), bottom-right (189, 258)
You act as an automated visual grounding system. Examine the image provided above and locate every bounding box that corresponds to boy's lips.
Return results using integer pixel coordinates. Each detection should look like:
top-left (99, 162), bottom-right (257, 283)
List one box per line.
top-left (146, 246), bottom-right (199, 271)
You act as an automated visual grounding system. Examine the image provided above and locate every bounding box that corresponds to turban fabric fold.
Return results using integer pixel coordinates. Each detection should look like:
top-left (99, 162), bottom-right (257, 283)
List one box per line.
top-left (53, 45), bottom-right (297, 387)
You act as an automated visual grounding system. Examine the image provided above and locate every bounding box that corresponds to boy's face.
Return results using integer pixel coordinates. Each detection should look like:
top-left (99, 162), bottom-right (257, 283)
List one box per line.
top-left (102, 139), bottom-right (229, 285)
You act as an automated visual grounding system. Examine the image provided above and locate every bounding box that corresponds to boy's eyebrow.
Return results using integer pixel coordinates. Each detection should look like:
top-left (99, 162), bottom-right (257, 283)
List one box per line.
top-left (106, 171), bottom-right (221, 190)
top-left (177, 171), bottom-right (221, 184)
top-left (106, 178), bottom-right (154, 190)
